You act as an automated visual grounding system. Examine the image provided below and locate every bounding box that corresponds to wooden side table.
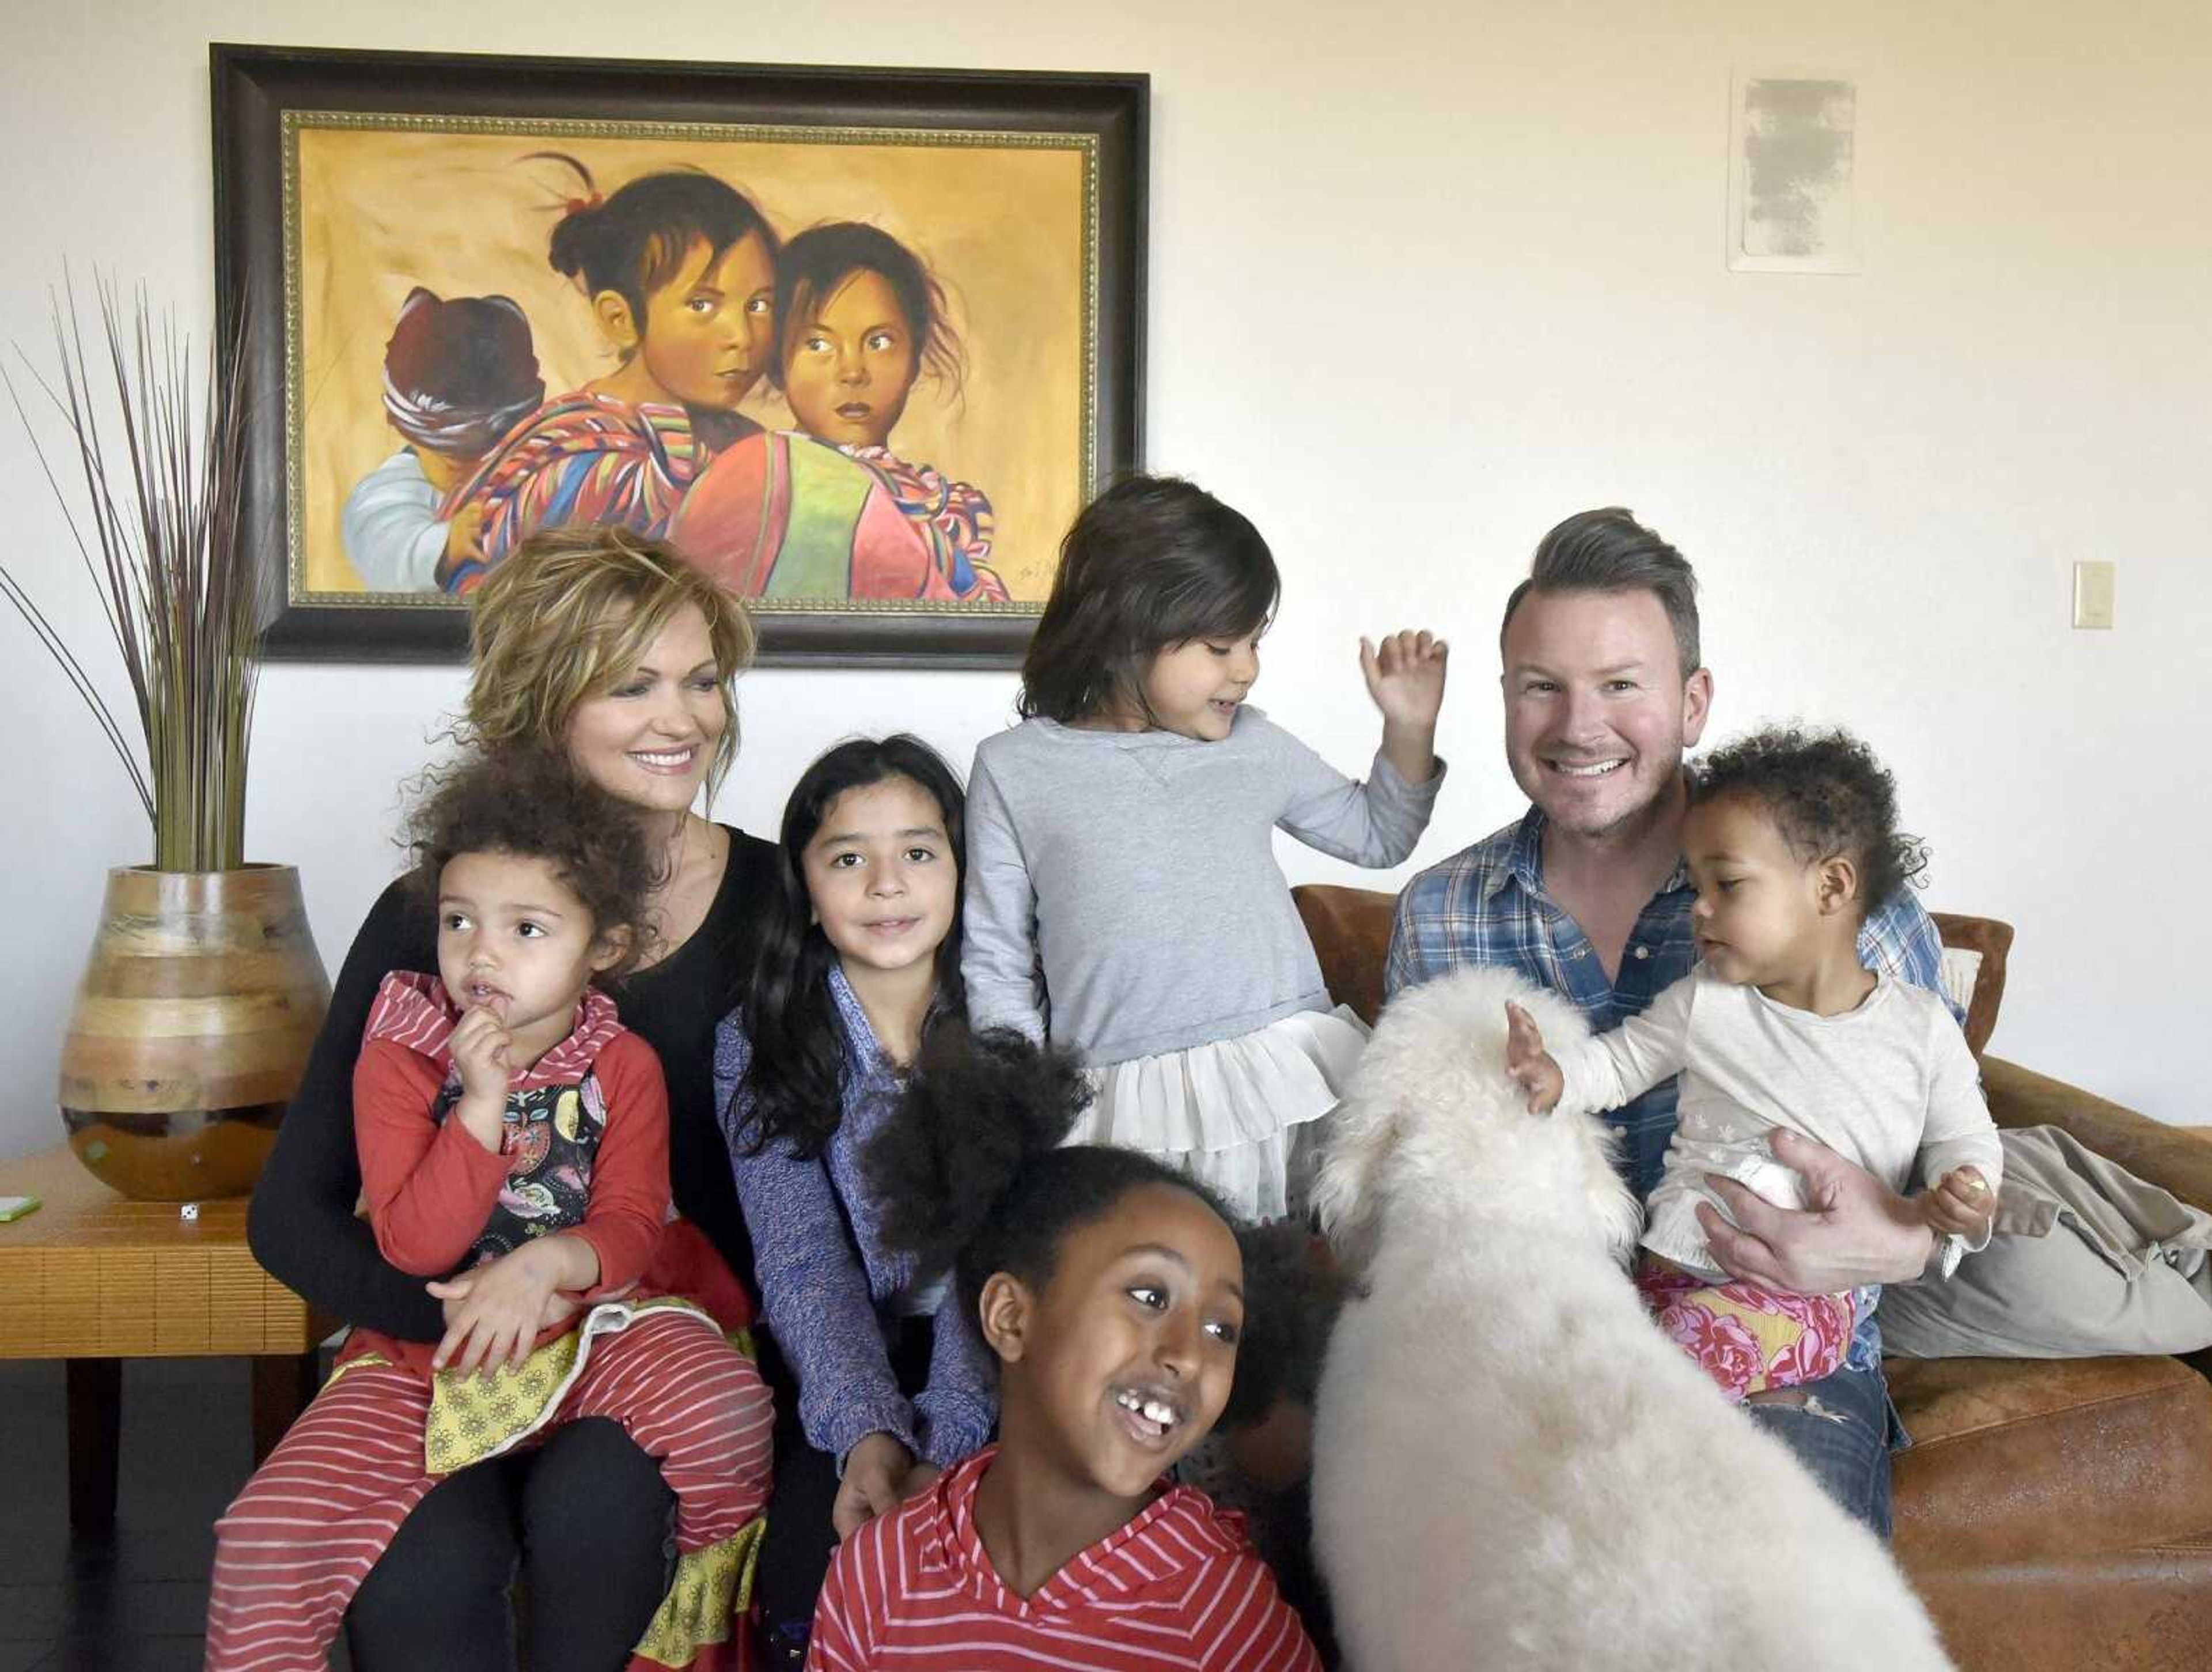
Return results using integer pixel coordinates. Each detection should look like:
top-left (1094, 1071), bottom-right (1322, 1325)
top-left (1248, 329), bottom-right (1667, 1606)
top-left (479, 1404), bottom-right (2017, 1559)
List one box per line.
top-left (0, 1144), bottom-right (333, 1533)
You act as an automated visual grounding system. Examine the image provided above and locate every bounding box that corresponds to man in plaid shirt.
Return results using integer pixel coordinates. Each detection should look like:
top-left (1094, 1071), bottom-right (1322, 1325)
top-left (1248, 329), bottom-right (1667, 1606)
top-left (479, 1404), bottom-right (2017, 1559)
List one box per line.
top-left (1385, 507), bottom-right (1957, 1538)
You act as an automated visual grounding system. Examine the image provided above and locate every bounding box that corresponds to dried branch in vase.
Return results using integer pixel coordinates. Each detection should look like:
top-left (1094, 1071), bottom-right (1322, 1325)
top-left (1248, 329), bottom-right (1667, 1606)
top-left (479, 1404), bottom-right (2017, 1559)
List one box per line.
top-left (3, 274), bottom-right (268, 872)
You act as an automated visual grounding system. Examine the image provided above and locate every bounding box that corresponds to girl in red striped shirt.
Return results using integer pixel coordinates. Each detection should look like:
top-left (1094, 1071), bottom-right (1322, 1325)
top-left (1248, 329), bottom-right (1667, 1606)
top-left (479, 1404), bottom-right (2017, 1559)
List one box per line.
top-left (805, 1028), bottom-right (1324, 1671)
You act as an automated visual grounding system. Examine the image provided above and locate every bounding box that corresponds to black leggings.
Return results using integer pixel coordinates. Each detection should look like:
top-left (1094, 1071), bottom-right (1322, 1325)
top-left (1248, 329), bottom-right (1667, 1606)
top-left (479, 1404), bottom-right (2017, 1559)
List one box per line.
top-left (751, 1322), bottom-right (938, 1665)
top-left (344, 1416), bottom-right (675, 1672)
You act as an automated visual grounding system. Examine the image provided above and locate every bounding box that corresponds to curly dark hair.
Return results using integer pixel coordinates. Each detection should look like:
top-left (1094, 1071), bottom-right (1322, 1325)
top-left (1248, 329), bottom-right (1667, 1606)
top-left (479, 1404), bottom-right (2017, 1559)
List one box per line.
top-left (863, 1024), bottom-right (1330, 1431)
top-left (732, 735), bottom-right (968, 1159)
top-left (406, 747), bottom-right (659, 980)
top-left (1691, 726), bottom-right (1929, 918)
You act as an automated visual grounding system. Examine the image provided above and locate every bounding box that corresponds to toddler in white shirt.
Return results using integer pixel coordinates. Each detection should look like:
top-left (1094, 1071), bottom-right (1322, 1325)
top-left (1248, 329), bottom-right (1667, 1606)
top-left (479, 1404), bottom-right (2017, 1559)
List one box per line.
top-left (1506, 726), bottom-right (2002, 1401)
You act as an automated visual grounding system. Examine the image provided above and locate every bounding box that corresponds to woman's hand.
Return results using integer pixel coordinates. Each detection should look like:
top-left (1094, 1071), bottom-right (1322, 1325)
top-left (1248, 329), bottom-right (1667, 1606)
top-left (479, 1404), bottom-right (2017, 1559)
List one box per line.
top-left (834, 1432), bottom-right (917, 1539)
top-left (427, 1235), bottom-right (595, 1378)
top-left (442, 1284), bottom-right (581, 1337)
top-left (1503, 1001), bottom-right (1564, 1113)
top-left (1360, 630), bottom-right (1448, 784)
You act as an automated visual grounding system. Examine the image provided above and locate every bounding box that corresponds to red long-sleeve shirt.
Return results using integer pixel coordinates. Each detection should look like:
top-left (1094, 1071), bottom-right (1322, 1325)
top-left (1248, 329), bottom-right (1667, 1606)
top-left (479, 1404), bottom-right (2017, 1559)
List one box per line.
top-left (807, 1447), bottom-right (1321, 1671)
top-left (348, 973), bottom-right (670, 1375)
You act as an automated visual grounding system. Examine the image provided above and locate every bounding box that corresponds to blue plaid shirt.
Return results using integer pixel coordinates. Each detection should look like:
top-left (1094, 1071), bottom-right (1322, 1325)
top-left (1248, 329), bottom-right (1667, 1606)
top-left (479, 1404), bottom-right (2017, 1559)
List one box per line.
top-left (1385, 804), bottom-right (1956, 1370)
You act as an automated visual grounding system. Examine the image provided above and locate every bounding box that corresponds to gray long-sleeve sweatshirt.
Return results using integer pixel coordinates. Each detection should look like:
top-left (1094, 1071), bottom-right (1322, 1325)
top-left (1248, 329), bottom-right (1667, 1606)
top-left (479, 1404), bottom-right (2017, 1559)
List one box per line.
top-left (963, 708), bottom-right (1443, 1067)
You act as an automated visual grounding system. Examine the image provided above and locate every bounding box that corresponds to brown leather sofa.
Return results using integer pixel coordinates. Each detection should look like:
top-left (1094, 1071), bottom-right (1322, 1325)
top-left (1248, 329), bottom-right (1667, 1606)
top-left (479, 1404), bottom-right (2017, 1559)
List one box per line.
top-left (1292, 884), bottom-right (2212, 1672)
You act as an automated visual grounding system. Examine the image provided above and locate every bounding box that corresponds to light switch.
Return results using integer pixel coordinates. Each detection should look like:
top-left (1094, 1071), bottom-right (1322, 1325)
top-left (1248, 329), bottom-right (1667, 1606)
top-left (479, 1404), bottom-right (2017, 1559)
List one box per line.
top-left (2073, 561), bottom-right (2115, 630)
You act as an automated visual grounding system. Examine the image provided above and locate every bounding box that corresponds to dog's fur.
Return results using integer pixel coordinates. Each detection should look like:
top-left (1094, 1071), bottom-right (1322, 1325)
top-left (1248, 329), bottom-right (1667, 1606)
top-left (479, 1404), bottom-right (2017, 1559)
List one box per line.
top-left (1309, 967), bottom-right (1954, 1671)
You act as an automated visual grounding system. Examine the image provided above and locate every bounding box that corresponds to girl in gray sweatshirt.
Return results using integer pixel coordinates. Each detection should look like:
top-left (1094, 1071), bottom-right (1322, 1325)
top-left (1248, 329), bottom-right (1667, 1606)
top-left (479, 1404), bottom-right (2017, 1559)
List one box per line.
top-left (964, 475), bottom-right (1449, 1221)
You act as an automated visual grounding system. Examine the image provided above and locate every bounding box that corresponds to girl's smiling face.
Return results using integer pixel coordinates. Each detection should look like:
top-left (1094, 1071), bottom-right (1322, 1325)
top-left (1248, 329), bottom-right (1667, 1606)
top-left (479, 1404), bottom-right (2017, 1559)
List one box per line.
top-left (782, 268), bottom-right (920, 449)
top-left (1131, 630), bottom-right (1262, 741)
top-left (800, 774), bottom-right (958, 981)
top-left (616, 232), bottom-right (777, 411)
top-left (986, 1182), bottom-right (1244, 1503)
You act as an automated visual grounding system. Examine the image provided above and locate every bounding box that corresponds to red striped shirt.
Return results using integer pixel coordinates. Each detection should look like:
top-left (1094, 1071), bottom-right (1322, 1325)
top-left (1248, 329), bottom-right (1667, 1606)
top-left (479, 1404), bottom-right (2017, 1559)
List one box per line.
top-left (807, 1447), bottom-right (1320, 1671)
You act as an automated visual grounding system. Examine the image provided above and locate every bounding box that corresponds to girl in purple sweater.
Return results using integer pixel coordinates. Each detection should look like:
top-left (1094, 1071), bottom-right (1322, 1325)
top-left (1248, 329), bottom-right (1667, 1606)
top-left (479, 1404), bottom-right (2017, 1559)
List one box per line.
top-left (713, 736), bottom-right (993, 1664)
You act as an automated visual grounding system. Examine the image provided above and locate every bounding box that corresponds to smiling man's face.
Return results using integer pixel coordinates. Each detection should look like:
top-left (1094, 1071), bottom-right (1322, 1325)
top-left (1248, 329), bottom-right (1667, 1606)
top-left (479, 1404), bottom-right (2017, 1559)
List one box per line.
top-left (1501, 587), bottom-right (1710, 842)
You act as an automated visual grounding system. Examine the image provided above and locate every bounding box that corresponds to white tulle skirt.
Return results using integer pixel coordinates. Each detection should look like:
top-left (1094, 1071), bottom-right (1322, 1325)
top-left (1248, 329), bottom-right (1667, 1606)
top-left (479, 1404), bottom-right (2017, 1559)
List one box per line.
top-left (1075, 1005), bottom-right (1371, 1223)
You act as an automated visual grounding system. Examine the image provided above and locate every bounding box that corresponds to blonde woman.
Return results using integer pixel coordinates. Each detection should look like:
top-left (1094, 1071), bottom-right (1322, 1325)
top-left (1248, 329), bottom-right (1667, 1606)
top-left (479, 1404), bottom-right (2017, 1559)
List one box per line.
top-left (249, 526), bottom-right (777, 1671)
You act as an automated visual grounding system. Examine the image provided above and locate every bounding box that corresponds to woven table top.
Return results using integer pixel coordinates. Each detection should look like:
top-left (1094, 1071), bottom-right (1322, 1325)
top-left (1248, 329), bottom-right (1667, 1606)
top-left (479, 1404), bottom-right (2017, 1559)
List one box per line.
top-left (0, 1145), bottom-right (328, 1359)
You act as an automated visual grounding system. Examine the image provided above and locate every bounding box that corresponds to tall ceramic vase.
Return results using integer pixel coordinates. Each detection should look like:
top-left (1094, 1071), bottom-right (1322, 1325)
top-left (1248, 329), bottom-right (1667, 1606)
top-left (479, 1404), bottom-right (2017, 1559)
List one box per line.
top-left (58, 865), bottom-right (330, 1201)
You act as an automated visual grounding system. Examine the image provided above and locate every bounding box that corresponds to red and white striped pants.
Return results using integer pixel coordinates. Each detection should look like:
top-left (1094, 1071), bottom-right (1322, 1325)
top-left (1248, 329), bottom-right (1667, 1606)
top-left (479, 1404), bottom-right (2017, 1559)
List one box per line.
top-left (204, 1310), bottom-right (773, 1671)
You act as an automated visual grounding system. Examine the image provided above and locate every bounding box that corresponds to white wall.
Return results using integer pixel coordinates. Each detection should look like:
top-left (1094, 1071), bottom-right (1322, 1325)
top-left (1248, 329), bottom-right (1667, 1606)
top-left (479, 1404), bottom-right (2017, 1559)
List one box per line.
top-left (5, 1), bottom-right (2207, 1162)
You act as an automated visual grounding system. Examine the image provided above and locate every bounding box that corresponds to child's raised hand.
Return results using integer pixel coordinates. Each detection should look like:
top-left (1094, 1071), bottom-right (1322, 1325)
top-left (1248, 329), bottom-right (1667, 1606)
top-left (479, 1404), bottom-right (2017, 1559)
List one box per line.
top-left (834, 1431), bottom-right (917, 1539)
top-left (449, 1006), bottom-right (514, 1102)
top-left (1503, 1001), bottom-right (1565, 1114)
top-left (1919, 1166), bottom-right (1997, 1238)
top-left (1359, 630), bottom-right (1449, 732)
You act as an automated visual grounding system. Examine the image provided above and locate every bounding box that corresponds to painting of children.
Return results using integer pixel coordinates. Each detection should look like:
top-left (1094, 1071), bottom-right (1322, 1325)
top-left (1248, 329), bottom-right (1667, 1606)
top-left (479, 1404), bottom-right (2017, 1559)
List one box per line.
top-left (221, 48), bottom-right (1142, 662)
top-left (671, 221), bottom-right (1007, 603)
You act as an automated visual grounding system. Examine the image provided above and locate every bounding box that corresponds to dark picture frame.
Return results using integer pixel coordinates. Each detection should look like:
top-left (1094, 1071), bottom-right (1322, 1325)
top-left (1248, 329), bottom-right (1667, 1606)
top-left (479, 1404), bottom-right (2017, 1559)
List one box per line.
top-left (211, 43), bottom-right (1146, 667)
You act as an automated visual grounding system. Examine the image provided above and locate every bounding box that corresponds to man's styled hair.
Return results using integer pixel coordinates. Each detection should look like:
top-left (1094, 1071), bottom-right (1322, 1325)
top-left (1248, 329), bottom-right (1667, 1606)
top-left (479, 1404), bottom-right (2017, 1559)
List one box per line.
top-left (1498, 508), bottom-right (1701, 678)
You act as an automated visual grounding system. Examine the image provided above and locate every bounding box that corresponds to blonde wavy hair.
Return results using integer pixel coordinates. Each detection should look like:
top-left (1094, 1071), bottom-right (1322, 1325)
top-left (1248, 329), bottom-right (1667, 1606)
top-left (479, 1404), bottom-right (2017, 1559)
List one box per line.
top-left (465, 527), bottom-right (756, 803)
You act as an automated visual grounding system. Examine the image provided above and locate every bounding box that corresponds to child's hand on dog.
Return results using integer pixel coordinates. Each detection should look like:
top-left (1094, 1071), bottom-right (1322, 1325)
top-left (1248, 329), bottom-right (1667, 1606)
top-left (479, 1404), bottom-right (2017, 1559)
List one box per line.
top-left (1503, 1002), bottom-right (1565, 1113)
top-left (1917, 1165), bottom-right (1996, 1238)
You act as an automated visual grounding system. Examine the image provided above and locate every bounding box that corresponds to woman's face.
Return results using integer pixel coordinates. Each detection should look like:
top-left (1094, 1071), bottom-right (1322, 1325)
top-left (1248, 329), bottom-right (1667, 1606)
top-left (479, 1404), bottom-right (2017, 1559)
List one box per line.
top-left (564, 603), bottom-right (726, 815)
top-left (781, 268), bottom-right (920, 450)
top-left (623, 232), bottom-right (777, 411)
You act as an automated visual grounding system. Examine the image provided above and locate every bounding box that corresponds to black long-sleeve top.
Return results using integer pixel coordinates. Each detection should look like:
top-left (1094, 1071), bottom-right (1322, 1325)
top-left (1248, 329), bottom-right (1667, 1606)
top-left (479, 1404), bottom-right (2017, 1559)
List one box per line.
top-left (248, 827), bottom-right (778, 1342)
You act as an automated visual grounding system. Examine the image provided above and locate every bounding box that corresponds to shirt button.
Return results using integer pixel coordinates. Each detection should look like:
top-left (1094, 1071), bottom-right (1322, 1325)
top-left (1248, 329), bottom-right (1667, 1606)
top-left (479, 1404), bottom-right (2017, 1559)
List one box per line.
top-left (1634, 946), bottom-right (1650, 960)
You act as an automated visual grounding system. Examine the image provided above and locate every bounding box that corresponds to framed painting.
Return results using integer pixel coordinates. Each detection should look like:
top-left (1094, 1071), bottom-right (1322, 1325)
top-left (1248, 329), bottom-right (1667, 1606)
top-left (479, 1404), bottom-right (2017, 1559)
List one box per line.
top-left (211, 43), bottom-right (1146, 666)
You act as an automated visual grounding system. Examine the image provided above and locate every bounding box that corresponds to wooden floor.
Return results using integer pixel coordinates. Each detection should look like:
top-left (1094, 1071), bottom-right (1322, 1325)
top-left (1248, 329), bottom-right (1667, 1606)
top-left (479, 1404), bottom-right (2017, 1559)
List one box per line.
top-left (0, 1357), bottom-right (348, 1671)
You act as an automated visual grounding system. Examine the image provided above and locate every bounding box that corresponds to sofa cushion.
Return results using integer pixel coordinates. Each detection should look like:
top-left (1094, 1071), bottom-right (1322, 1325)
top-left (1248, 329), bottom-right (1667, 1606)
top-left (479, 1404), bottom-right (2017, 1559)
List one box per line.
top-left (1908, 1535), bottom-right (2212, 1672)
top-left (1293, 884), bottom-right (1395, 1027)
top-left (1888, 1355), bottom-right (2212, 1569)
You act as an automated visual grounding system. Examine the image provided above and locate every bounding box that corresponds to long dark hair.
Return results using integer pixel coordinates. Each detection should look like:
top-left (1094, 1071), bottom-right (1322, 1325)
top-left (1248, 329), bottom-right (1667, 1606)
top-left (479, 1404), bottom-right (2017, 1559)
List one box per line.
top-left (1018, 475), bottom-right (1281, 724)
top-left (732, 735), bottom-right (968, 1158)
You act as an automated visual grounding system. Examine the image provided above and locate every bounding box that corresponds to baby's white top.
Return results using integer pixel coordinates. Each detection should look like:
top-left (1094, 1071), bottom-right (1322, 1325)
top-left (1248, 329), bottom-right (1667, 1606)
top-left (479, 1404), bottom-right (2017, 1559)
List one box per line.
top-left (1553, 969), bottom-right (2003, 1276)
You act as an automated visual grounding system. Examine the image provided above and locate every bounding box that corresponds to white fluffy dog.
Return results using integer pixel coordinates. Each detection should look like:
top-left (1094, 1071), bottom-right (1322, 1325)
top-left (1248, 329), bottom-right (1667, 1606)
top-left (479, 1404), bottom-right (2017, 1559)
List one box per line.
top-left (1309, 966), bottom-right (1954, 1671)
